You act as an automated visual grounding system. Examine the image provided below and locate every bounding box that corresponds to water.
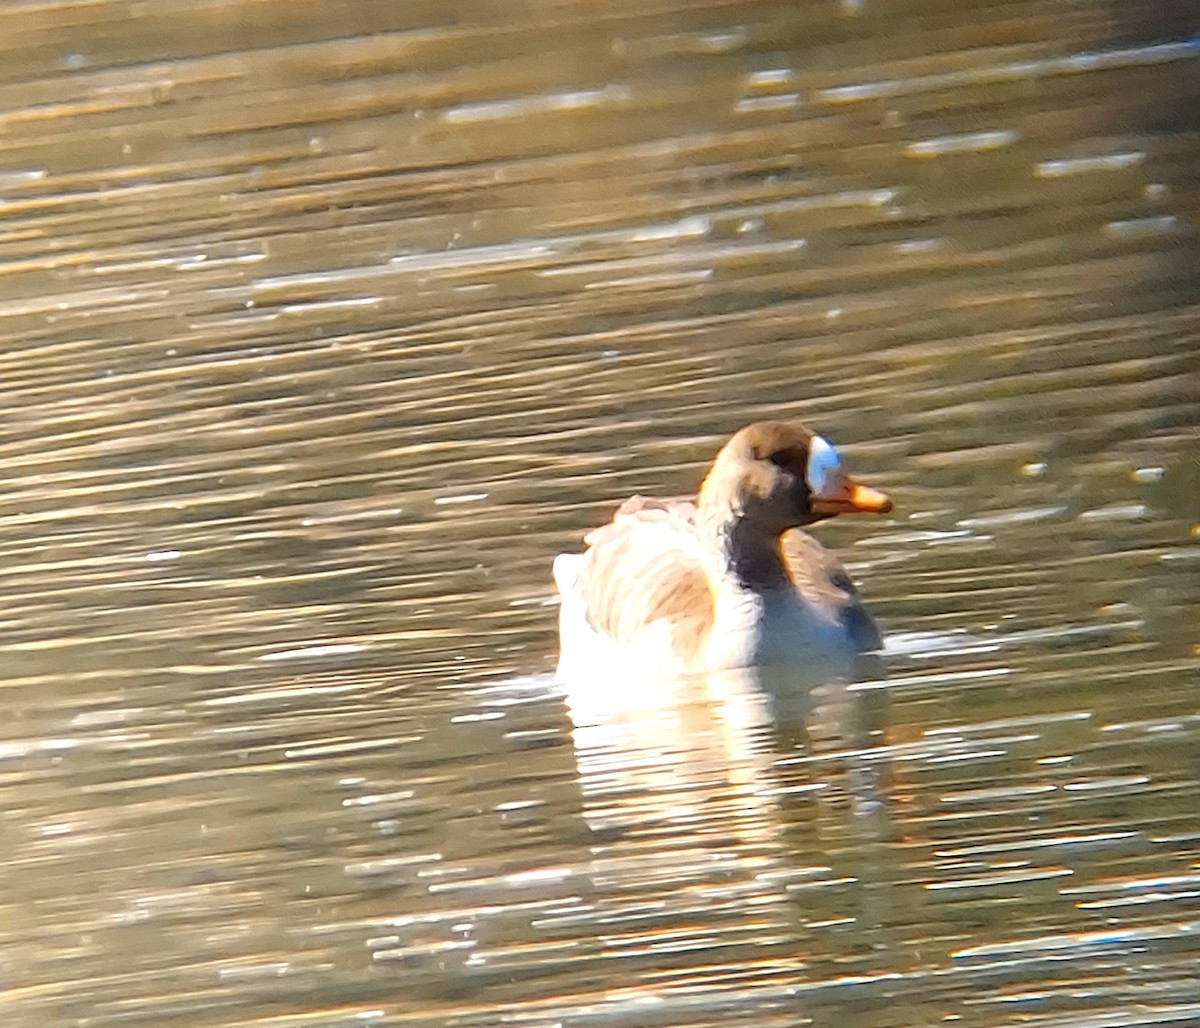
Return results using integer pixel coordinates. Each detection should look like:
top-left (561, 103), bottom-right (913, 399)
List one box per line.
top-left (0, 1), bottom-right (1197, 1025)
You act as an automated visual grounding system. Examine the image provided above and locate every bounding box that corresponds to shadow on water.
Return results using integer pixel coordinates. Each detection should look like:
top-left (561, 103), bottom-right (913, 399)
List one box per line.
top-left (0, 0), bottom-right (1197, 1025)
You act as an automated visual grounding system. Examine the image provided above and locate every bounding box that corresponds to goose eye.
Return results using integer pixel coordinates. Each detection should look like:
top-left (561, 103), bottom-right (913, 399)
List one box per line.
top-left (767, 449), bottom-right (802, 475)
top-left (805, 435), bottom-right (842, 496)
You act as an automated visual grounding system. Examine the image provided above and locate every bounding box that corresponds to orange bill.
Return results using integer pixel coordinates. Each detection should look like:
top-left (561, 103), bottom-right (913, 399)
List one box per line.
top-left (811, 478), bottom-right (893, 516)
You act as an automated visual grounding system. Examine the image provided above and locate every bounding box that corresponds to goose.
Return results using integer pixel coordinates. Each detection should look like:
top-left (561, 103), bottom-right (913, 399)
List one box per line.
top-left (553, 422), bottom-right (892, 688)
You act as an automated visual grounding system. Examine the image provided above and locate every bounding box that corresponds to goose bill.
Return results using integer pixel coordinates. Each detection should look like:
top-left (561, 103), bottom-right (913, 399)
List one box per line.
top-left (810, 478), bottom-right (892, 515)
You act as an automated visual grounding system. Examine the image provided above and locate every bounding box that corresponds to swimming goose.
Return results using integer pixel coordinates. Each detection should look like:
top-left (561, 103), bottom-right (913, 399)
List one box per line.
top-left (553, 422), bottom-right (892, 686)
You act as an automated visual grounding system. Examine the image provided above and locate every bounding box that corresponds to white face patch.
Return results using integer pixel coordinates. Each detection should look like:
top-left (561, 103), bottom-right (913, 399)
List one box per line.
top-left (805, 435), bottom-right (842, 497)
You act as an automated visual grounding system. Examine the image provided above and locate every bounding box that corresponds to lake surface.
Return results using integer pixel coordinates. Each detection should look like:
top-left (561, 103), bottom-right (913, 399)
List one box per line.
top-left (0, 1), bottom-right (1197, 1025)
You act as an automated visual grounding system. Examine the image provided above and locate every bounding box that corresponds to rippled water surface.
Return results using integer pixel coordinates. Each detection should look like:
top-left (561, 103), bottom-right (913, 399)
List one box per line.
top-left (1, 1), bottom-right (1198, 1025)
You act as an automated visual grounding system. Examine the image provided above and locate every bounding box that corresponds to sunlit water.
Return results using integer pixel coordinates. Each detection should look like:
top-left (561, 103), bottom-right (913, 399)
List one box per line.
top-left (0, 1), bottom-right (1197, 1025)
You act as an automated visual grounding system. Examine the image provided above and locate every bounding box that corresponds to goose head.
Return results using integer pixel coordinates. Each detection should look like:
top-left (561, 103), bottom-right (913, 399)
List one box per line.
top-left (697, 421), bottom-right (892, 535)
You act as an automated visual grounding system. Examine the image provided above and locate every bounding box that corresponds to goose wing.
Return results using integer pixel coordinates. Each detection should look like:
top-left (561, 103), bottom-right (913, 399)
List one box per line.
top-left (570, 495), bottom-right (715, 666)
top-left (782, 529), bottom-right (884, 678)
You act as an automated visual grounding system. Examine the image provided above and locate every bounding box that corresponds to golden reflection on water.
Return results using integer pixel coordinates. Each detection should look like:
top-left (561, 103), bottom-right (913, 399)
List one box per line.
top-left (0, 0), bottom-right (1197, 1025)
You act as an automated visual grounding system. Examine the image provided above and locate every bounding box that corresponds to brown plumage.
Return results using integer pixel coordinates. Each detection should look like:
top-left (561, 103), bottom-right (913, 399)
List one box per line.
top-left (578, 495), bottom-right (715, 661)
top-left (554, 422), bottom-right (892, 682)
